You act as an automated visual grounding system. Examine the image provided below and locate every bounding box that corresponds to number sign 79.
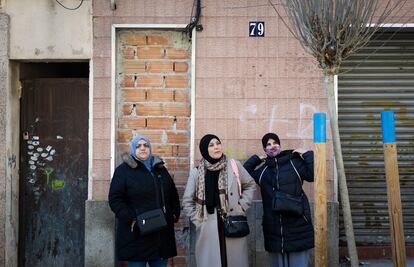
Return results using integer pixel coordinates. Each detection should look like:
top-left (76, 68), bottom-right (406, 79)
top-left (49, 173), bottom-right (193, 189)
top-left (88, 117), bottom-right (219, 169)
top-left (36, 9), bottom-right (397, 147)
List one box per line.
top-left (249, 21), bottom-right (265, 37)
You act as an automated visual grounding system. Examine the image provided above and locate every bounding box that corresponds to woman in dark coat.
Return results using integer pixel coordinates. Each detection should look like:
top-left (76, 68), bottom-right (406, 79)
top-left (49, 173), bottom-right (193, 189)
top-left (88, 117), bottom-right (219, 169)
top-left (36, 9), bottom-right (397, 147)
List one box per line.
top-left (243, 133), bottom-right (314, 267)
top-left (108, 136), bottom-right (180, 267)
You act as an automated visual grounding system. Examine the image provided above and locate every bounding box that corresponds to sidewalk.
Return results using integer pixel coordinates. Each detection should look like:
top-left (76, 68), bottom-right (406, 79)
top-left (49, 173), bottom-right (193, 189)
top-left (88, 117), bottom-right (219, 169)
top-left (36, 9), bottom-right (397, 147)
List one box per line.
top-left (340, 257), bottom-right (414, 266)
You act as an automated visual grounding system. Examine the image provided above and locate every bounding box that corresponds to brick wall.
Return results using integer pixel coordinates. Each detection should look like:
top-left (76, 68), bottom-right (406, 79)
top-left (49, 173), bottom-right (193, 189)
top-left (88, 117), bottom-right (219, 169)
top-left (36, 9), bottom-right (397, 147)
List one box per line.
top-left (117, 30), bottom-right (191, 266)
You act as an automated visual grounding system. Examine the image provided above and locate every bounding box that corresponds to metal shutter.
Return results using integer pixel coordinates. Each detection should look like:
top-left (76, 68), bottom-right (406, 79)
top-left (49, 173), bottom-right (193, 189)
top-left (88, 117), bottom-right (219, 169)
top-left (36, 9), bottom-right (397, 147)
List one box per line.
top-left (338, 29), bottom-right (414, 245)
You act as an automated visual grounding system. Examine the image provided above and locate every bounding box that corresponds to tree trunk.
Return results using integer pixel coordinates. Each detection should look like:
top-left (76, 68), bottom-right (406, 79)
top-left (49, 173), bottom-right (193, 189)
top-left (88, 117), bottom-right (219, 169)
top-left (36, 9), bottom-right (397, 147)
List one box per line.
top-left (324, 74), bottom-right (359, 267)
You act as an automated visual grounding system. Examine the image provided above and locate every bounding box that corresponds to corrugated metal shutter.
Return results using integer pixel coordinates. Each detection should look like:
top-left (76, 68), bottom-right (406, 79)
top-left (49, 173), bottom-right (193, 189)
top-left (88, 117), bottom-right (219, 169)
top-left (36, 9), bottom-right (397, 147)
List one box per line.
top-left (338, 29), bottom-right (414, 246)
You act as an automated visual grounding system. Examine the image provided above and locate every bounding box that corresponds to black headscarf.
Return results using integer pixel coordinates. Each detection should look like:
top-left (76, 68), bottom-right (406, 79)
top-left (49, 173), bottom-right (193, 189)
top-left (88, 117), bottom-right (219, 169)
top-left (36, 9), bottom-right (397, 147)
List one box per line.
top-left (199, 134), bottom-right (222, 214)
top-left (262, 133), bottom-right (281, 168)
top-left (199, 134), bottom-right (222, 164)
top-left (261, 132), bottom-right (281, 148)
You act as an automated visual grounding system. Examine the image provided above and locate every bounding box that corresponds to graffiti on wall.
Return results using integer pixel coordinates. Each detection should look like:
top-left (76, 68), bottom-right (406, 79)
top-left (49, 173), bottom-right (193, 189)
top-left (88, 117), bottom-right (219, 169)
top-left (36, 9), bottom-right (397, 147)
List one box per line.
top-left (8, 154), bottom-right (17, 169)
top-left (225, 102), bottom-right (318, 161)
top-left (24, 121), bottom-right (65, 196)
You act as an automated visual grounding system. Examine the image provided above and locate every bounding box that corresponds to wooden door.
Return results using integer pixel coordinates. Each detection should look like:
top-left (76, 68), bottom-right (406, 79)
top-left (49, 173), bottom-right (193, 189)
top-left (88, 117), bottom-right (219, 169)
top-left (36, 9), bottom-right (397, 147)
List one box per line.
top-left (19, 78), bottom-right (88, 266)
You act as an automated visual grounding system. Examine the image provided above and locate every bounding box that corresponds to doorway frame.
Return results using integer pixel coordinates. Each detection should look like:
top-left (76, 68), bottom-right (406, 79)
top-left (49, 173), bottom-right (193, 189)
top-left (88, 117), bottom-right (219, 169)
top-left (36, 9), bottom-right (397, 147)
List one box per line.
top-left (110, 24), bottom-right (197, 177)
top-left (5, 61), bottom-right (90, 267)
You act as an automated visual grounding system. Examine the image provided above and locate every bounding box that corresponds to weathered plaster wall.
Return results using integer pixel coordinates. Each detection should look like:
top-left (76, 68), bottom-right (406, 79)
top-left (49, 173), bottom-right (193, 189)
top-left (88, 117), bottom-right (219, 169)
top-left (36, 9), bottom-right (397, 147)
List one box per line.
top-left (4, 61), bottom-right (20, 267)
top-left (0, 12), bottom-right (9, 267)
top-left (4, 0), bottom-right (92, 59)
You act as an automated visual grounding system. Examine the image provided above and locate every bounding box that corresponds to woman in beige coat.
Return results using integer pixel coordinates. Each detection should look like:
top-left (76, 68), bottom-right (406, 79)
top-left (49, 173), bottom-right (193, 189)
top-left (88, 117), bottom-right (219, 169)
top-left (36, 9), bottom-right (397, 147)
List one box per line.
top-left (183, 134), bottom-right (256, 267)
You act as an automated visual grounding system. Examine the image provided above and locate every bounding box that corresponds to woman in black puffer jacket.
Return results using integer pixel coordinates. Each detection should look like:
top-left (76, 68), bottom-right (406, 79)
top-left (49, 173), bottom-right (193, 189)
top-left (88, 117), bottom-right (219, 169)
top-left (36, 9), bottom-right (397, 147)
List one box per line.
top-left (244, 133), bottom-right (314, 267)
top-left (108, 136), bottom-right (180, 267)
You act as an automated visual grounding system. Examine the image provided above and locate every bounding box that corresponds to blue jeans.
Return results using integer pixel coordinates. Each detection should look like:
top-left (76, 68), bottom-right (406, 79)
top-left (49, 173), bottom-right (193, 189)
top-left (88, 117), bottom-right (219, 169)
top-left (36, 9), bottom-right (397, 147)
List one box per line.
top-left (268, 250), bottom-right (310, 267)
top-left (128, 259), bottom-right (168, 267)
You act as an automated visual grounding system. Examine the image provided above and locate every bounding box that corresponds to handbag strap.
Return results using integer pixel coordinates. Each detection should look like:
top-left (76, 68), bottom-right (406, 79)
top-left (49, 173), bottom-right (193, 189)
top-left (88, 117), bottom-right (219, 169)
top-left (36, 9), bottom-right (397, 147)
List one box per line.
top-left (151, 172), bottom-right (166, 213)
top-left (258, 166), bottom-right (268, 186)
top-left (230, 159), bottom-right (242, 196)
top-left (289, 160), bottom-right (303, 196)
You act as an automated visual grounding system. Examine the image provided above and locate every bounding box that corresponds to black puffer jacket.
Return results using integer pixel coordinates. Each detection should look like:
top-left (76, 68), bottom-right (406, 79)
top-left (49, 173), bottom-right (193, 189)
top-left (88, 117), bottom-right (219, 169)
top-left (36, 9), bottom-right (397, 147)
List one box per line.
top-left (108, 154), bottom-right (181, 261)
top-left (244, 150), bottom-right (314, 253)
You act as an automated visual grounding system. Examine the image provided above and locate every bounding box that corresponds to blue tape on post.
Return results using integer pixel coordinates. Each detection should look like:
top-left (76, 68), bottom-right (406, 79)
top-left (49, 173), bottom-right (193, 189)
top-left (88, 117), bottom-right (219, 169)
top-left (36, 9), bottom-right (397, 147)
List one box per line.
top-left (381, 110), bottom-right (396, 144)
top-left (314, 113), bottom-right (326, 143)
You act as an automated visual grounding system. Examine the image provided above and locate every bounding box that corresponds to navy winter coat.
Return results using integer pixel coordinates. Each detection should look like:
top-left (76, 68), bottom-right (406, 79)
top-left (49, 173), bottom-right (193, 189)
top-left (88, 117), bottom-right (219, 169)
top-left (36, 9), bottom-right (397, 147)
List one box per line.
top-left (244, 150), bottom-right (314, 253)
top-left (108, 154), bottom-right (181, 261)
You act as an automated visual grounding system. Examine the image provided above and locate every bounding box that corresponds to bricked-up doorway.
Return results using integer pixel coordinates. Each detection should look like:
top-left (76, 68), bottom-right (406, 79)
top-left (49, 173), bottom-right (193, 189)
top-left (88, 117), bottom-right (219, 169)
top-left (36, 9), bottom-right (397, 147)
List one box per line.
top-left (116, 29), bottom-right (192, 266)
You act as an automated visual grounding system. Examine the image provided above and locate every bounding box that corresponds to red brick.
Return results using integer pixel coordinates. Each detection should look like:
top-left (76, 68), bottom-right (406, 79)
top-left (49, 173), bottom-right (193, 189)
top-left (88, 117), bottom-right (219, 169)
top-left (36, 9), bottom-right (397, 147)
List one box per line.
top-left (165, 76), bottom-right (188, 88)
top-left (123, 89), bottom-right (146, 102)
top-left (147, 90), bottom-right (174, 101)
top-left (124, 60), bottom-right (146, 73)
top-left (176, 117), bottom-right (190, 130)
top-left (146, 117), bottom-right (175, 129)
top-left (145, 117), bottom-right (189, 130)
top-left (122, 75), bottom-right (135, 87)
top-left (147, 35), bottom-right (169, 45)
top-left (164, 103), bottom-right (191, 116)
top-left (134, 103), bottom-right (164, 116)
top-left (165, 48), bottom-right (190, 59)
top-left (146, 62), bottom-right (174, 73)
top-left (172, 145), bottom-right (189, 157)
top-left (174, 62), bottom-right (188, 72)
top-left (137, 75), bottom-right (163, 87)
top-left (118, 117), bottom-right (146, 129)
top-left (152, 144), bottom-right (189, 157)
top-left (123, 47), bottom-right (135, 59)
top-left (174, 90), bottom-right (189, 102)
top-left (163, 158), bottom-right (189, 170)
top-left (137, 47), bottom-right (164, 59)
top-left (122, 104), bottom-right (134, 116)
top-left (124, 34), bottom-right (146, 45)
top-left (117, 129), bottom-right (133, 142)
top-left (166, 131), bottom-right (188, 143)
top-left (152, 144), bottom-right (174, 157)
top-left (130, 130), bottom-right (164, 143)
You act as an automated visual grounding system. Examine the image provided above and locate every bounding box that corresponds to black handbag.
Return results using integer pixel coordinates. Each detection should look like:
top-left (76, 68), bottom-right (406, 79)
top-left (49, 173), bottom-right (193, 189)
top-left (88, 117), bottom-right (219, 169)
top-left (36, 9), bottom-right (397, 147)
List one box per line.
top-left (224, 215), bottom-right (250, 238)
top-left (272, 190), bottom-right (304, 216)
top-left (135, 173), bottom-right (167, 235)
top-left (222, 159), bottom-right (250, 238)
top-left (271, 159), bottom-right (304, 216)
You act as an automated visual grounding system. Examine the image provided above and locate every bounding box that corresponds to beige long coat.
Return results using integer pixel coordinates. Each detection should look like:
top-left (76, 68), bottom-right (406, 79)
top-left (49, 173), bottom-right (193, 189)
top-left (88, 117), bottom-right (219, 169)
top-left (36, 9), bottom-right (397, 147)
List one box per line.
top-left (182, 159), bottom-right (256, 267)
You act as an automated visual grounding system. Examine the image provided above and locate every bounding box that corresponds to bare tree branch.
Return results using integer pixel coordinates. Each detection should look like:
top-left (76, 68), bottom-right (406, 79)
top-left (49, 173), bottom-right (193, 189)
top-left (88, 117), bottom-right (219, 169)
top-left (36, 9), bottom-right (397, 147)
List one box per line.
top-left (272, 0), bottom-right (407, 74)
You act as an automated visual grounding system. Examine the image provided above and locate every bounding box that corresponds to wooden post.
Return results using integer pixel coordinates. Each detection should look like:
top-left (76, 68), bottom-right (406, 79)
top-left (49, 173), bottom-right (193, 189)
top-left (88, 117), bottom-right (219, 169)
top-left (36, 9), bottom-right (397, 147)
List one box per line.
top-left (381, 110), bottom-right (406, 267)
top-left (314, 113), bottom-right (327, 267)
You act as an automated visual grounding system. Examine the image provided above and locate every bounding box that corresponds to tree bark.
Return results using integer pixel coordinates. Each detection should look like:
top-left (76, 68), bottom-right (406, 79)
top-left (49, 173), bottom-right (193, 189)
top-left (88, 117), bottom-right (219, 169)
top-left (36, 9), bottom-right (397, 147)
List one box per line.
top-left (324, 74), bottom-right (359, 267)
